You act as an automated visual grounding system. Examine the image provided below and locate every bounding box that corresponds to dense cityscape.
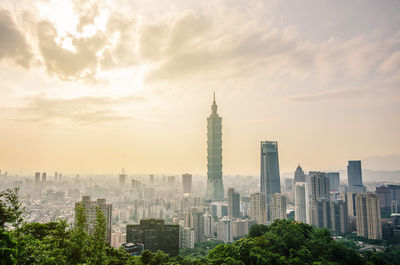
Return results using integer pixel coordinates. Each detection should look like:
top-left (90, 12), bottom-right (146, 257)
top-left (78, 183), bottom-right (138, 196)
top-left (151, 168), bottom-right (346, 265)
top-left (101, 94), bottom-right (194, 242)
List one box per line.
top-left (1, 95), bottom-right (400, 264)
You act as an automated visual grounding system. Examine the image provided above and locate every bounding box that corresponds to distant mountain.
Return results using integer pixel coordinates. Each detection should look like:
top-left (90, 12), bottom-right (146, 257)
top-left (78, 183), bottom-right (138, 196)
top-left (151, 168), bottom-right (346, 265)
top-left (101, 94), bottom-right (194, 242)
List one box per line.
top-left (363, 154), bottom-right (400, 171)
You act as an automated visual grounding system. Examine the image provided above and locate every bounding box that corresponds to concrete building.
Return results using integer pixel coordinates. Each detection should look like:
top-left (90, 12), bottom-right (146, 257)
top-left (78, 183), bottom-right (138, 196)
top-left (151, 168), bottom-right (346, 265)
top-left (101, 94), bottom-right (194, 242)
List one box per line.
top-left (250, 193), bottom-right (266, 225)
top-left (232, 219), bottom-right (256, 238)
top-left (217, 217), bottom-right (233, 242)
top-left (269, 193), bottom-right (287, 222)
top-left (206, 93), bottom-right (224, 201)
top-left (75, 196), bottom-right (112, 244)
top-left (327, 172), bottom-right (340, 192)
top-left (355, 193), bottom-right (382, 240)
top-left (126, 219), bottom-right (179, 256)
top-left (119, 169), bottom-right (126, 187)
top-left (41, 172), bottom-right (46, 182)
top-left (227, 188), bottom-right (241, 218)
top-left (180, 227), bottom-right (195, 249)
top-left (186, 209), bottom-right (205, 243)
top-left (375, 186), bottom-right (391, 210)
top-left (182, 174), bottom-right (192, 194)
top-left (310, 171), bottom-right (330, 199)
top-left (295, 182), bottom-right (310, 224)
top-left (310, 198), bottom-right (331, 229)
top-left (330, 200), bottom-right (348, 234)
top-left (260, 141), bottom-right (281, 199)
top-left (203, 213), bottom-right (213, 238)
top-left (211, 202), bottom-right (228, 219)
top-left (294, 164), bottom-right (306, 183)
top-left (347, 161), bottom-right (364, 193)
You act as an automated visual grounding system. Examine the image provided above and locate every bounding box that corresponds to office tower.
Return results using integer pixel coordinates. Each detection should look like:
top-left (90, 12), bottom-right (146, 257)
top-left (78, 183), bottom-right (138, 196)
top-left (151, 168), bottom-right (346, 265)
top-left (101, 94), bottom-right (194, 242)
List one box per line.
top-left (186, 209), bottom-right (205, 243)
top-left (119, 168), bottom-right (126, 187)
top-left (295, 182), bottom-right (310, 224)
top-left (203, 213), bottom-right (213, 238)
top-left (180, 227), bottom-right (195, 249)
top-left (182, 174), bottom-right (192, 194)
top-left (355, 193), bottom-right (382, 239)
top-left (206, 93), bottom-right (224, 201)
top-left (260, 141), bottom-right (281, 197)
top-left (217, 217), bottom-right (233, 242)
top-left (269, 193), bottom-right (287, 222)
top-left (211, 202), bottom-right (228, 218)
top-left (250, 193), bottom-right (267, 225)
top-left (391, 201), bottom-right (399, 214)
top-left (54, 172), bottom-right (58, 179)
top-left (149, 175), bottom-right (154, 186)
top-left (284, 179), bottom-right (293, 191)
top-left (168, 176), bottom-right (176, 188)
top-left (327, 172), bottom-right (340, 192)
top-left (232, 219), bottom-right (256, 238)
top-left (41, 172), bottom-right (46, 182)
top-left (347, 160), bottom-right (364, 193)
top-left (310, 198), bottom-right (331, 228)
top-left (126, 219), bottom-right (179, 256)
top-left (75, 196), bottom-right (112, 244)
top-left (375, 186), bottom-right (391, 211)
top-left (227, 188), bottom-right (240, 218)
top-left (294, 164), bottom-right (306, 183)
top-left (35, 172), bottom-right (41, 183)
top-left (330, 200), bottom-right (348, 233)
top-left (310, 171), bottom-right (330, 199)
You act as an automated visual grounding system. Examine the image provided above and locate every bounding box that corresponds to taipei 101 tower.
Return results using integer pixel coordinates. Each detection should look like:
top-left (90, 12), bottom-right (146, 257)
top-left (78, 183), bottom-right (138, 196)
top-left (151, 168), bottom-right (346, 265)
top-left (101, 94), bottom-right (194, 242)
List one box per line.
top-left (206, 93), bottom-right (224, 201)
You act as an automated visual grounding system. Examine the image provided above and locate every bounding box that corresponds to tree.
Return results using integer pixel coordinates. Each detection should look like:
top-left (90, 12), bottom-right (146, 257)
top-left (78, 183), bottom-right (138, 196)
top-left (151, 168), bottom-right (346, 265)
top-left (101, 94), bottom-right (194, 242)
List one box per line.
top-left (248, 224), bottom-right (268, 238)
top-left (65, 203), bottom-right (89, 264)
top-left (0, 228), bottom-right (17, 265)
top-left (0, 188), bottom-right (24, 230)
top-left (88, 206), bottom-right (107, 265)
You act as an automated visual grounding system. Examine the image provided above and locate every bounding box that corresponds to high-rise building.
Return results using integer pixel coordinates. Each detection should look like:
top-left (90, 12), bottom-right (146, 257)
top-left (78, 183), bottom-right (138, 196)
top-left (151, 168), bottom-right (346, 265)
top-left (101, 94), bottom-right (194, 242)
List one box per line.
top-left (126, 219), bottom-right (179, 256)
top-left (294, 164), bottom-right (306, 183)
top-left (119, 168), bottom-right (126, 187)
top-left (227, 188), bottom-right (241, 218)
top-left (250, 193), bottom-right (266, 225)
top-left (355, 193), bottom-right (382, 239)
top-left (206, 93), bottom-right (224, 201)
top-left (186, 209), bottom-right (205, 243)
top-left (327, 172), bottom-right (340, 192)
top-left (260, 141), bottom-right (281, 198)
top-left (75, 196), bottom-right (112, 244)
top-left (310, 198), bottom-right (331, 228)
top-left (42, 172), bottom-right (46, 182)
top-left (295, 182), bottom-right (310, 224)
top-left (375, 186), bottom-right (391, 211)
top-left (168, 176), bottom-right (176, 188)
top-left (217, 217), bottom-right (233, 242)
top-left (182, 174), bottom-right (192, 194)
top-left (330, 200), bottom-right (348, 234)
top-left (203, 213), bottom-right (213, 238)
top-left (310, 171), bottom-right (330, 199)
top-left (34, 172), bottom-right (40, 183)
top-left (232, 219), bottom-right (256, 238)
top-left (269, 193), bottom-right (287, 222)
top-left (180, 227), bottom-right (195, 249)
top-left (149, 175), bottom-right (154, 186)
top-left (211, 202), bottom-right (228, 218)
top-left (347, 161), bottom-right (364, 193)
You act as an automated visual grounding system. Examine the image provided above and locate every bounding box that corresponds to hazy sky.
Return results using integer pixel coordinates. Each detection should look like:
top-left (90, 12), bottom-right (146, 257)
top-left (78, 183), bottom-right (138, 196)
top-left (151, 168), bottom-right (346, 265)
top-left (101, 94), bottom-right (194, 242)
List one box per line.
top-left (0, 0), bottom-right (399, 175)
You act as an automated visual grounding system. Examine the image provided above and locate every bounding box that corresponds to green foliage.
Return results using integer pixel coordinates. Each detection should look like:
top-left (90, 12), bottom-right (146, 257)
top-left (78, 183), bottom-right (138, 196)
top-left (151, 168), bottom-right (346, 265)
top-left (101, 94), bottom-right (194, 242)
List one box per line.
top-left (248, 224), bottom-right (268, 238)
top-left (88, 206), bottom-right (108, 265)
top-left (0, 228), bottom-right (17, 265)
top-left (0, 188), bottom-right (24, 229)
top-left (180, 241), bottom-right (223, 258)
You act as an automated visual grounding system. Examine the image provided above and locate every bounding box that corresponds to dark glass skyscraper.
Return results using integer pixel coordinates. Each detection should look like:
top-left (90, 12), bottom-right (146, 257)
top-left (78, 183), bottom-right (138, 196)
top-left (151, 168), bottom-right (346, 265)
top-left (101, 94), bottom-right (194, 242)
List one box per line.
top-left (347, 160), bottom-right (364, 193)
top-left (260, 141), bottom-right (281, 197)
top-left (206, 93), bottom-right (224, 201)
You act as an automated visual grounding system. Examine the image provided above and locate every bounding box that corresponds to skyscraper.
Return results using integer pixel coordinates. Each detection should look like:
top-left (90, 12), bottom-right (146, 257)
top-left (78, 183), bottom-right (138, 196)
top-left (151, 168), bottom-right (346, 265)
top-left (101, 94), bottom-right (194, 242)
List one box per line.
top-left (260, 141), bottom-right (281, 198)
top-left (119, 168), bottom-right (126, 187)
top-left (42, 172), bottom-right (47, 182)
top-left (206, 93), bottom-right (224, 201)
top-left (182, 174), bottom-right (192, 194)
top-left (269, 193), bottom-right (287, 222)
top-left (217, 217), bottom-right (233, 242)
top-left (295, 182), bottom-right (310, 224)
top-left (250, 193), bottom-right (267, 225)
top-left (327, 172), bottom-right (340, 191)
top-left (347, 160), bottom-right (364, 193)
top-left (294, 164), bottom-right (306, 183)
top-left (227, 188), bottom-right (241, 218)
top-left (310, 171), bottom-right (330, 199)
top-left (330, 200), bottom-right (348, 234)
top-left (355, 193), bottom-right (382, 239)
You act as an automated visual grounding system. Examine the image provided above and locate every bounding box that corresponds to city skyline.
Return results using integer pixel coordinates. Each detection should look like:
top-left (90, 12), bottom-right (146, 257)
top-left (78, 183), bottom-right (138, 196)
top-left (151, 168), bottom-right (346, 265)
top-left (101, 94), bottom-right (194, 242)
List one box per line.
top-left (0, 0), bottom-right (400, 175)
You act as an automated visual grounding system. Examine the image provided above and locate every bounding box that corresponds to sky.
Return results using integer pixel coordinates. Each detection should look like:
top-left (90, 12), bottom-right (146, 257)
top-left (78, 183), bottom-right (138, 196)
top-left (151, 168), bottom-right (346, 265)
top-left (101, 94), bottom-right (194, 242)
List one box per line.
top-left (0, 0), bottom-right (399, 175)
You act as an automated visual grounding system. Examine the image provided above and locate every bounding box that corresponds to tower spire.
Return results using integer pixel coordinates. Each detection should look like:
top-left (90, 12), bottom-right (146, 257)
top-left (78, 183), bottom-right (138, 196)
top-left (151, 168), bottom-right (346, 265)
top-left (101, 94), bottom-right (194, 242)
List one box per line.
top-left (213, 91), bottom-right (215, 103)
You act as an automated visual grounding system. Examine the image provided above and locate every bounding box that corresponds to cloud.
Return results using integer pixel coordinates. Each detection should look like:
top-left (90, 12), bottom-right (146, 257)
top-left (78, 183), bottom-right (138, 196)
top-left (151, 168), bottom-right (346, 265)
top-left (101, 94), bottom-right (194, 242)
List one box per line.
top-left (14, 95), bottom-right (144, 125)
top-left (378, 51), bottom-right (400, 74)
top-left (0, 9), bottom-right (33, 68)
top-left (290, 87), bottom-right (371, 102)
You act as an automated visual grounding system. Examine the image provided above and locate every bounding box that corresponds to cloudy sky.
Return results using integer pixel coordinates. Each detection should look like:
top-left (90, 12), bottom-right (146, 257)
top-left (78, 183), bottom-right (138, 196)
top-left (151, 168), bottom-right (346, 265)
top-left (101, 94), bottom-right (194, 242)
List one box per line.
top-left (0, 0), bottom-right (399, 175)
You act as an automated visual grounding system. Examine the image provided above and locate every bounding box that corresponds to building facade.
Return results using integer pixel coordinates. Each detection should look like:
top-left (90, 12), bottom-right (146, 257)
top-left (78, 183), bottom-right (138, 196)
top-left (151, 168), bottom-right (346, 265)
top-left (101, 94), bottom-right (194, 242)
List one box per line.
top-left (206, 93), bottom-right (224, 201)
top-left (227, 188), bottom-right (241, 218)
top-left (355, 193), bottom-right (382, 240)
top-left (295, 182), bottom-right (310, 224)
top-left (182, 174), bottom-right (192, 194)
top-left (250, 192), bottom-right (267, 225)
top-left (269, 193), bottom-right (287, 222)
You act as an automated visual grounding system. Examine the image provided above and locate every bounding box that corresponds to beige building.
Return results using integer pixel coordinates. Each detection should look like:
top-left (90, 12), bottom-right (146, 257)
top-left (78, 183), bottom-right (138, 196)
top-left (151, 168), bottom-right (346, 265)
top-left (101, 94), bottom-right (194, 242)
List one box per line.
top-left (250, 192), bottom-right (266, 225)
top-left (355, 193), bottom-right (382, 240)
top-left (269, 193), bottom-right (287, 222)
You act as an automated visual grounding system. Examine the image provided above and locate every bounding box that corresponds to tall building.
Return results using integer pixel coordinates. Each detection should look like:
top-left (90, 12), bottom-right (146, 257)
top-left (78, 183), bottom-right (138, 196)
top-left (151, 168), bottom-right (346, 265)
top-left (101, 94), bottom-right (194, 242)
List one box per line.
top-left (355, 193), bottom-right (382, 239)
top-left (119, 168), bottom-right (126, 187)
top-left (149, 174), bottom-right (154, 186)
top-left (182, 174), bottom-right (192, 194)
top-left (260, 141), bottom-right (281, 198)
top-left (180, 227), bottom-right (195, 249)
top-left (269, 193), bottom-right (287, 222)
top-left (250, 193), bottom-right (266, 225)
top-left (330, 200), bottom-right (348, 234)
top-left (186, 209), bottom-right (205, 243)
top-left (327, 172), bottom-right (340, 191)
top-left (347, 161), bottom-right (364, 193)
top-left (310, 171), bottom-right (330, 199)
top-left (75, 196), bottom-right (112, 244)
top-left (203, 213), bottom-right (213, 238)
top-left (42, 172), bottom-right (46, 182)
top-left (211, 202), bottom-right (228, 218)
top-left (227, 188), bottom-right (241, 218)
top-left (217, 217), bottom-right (233, 242)
top-left (35, 172), bottom-right (41, 183)
top-left (295, 182), bottom-right (310, 224)
top-left (375, 186), bottom-right (391, 211)
top-left (294, 164), bottom-right (306, 183)
top-left (310, 198), bottom-right (331, 229)
top-left (206, 93), bottom-right (224, 201)
top-left (126, 219), bottom-right (179, 256)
